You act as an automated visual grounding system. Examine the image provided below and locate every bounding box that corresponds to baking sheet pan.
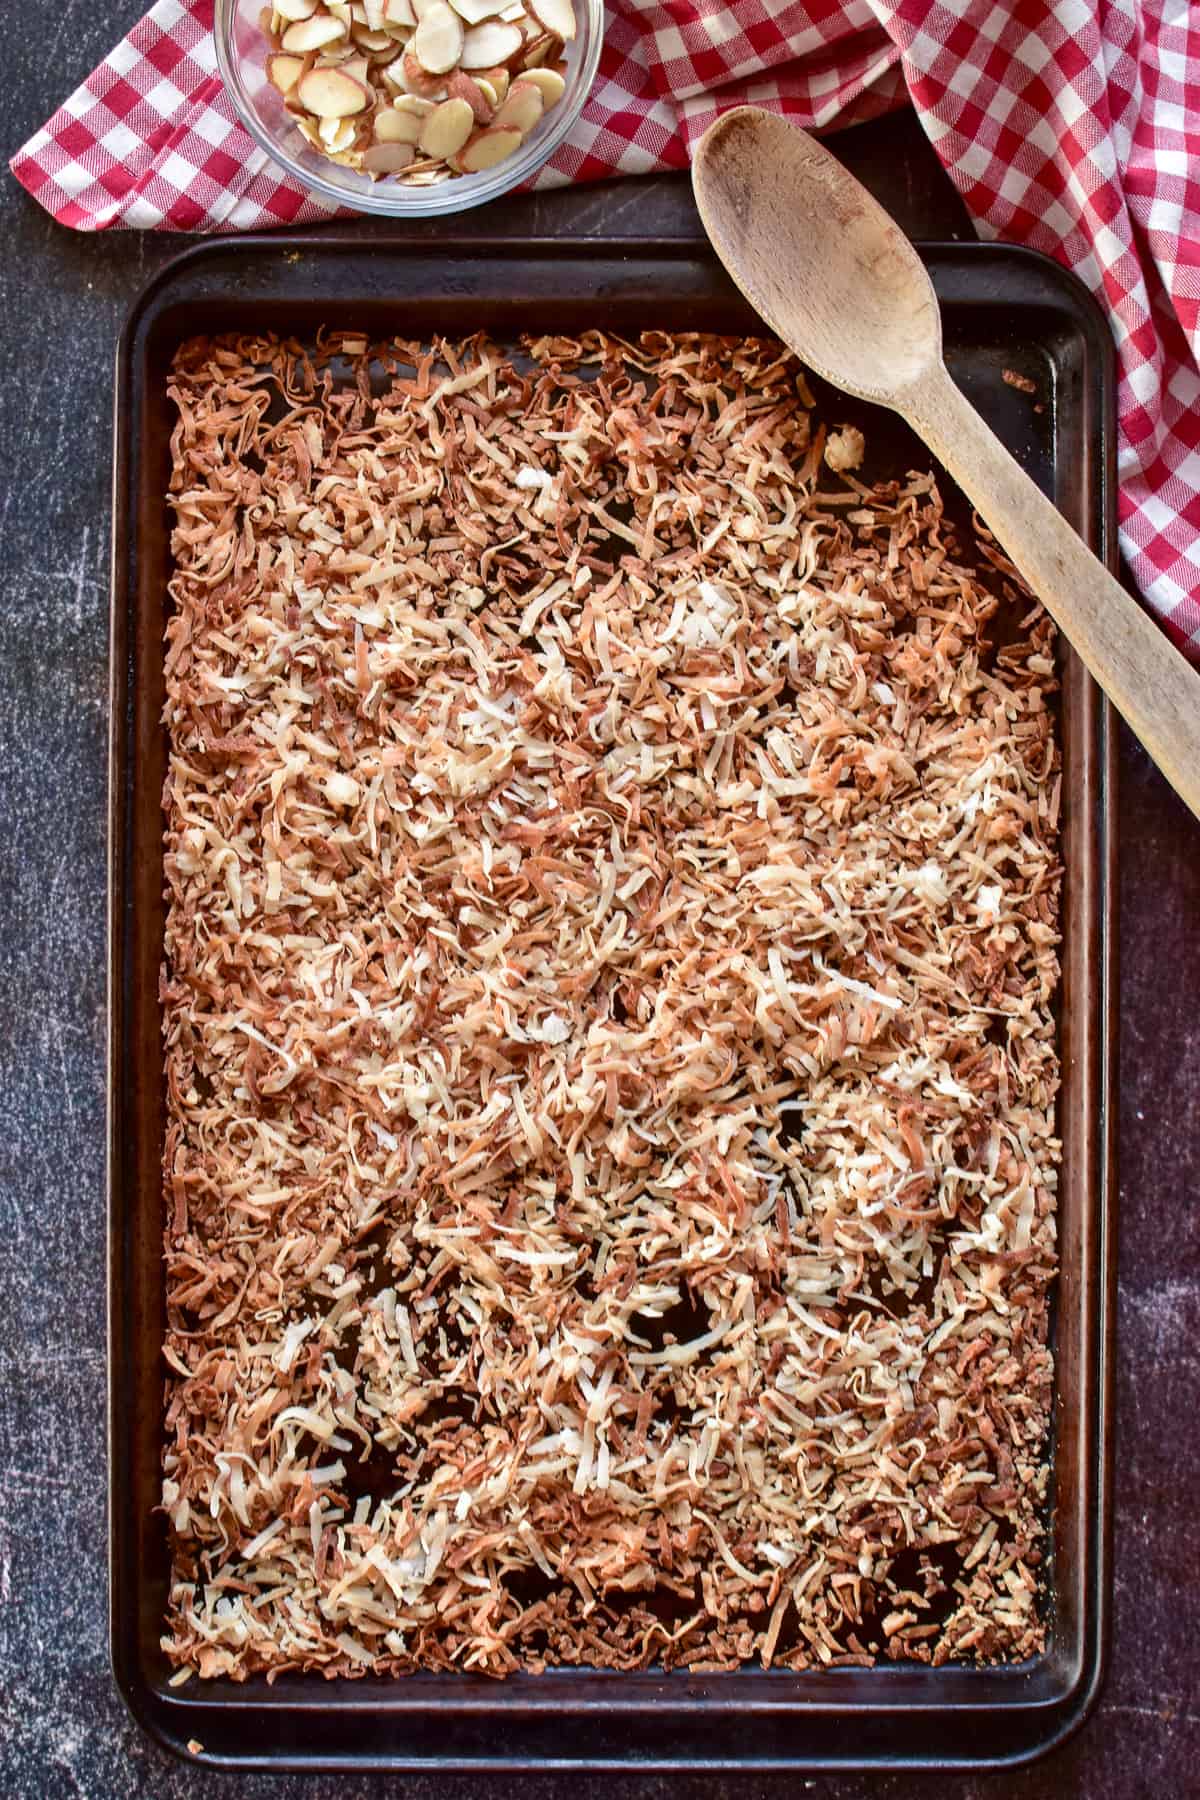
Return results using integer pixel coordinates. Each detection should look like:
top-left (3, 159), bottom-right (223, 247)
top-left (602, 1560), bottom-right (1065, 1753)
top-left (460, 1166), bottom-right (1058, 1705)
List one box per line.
top-left (109, 234), bottom-right (1116, 1770)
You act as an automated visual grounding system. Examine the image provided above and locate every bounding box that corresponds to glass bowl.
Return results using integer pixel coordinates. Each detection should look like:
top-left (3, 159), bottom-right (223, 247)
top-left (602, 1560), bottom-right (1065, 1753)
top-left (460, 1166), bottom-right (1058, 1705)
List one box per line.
top-left (214, 0), bottom-right (603, 217)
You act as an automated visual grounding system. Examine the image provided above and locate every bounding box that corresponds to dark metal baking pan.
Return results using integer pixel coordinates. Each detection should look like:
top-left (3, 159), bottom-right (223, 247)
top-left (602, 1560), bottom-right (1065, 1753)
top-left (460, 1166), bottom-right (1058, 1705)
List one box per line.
top-left (109, 234), bottom-right (1116, 1771)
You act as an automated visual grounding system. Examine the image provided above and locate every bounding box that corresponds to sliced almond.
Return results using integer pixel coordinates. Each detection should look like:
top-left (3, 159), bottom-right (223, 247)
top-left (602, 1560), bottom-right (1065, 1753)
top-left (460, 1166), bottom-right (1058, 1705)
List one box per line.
top-left (383, 0), bottom-right (417, 20)
top-left (378, 54), bottom-right (407, 87)
top-left (412, 0), bottom-right (464, 72)
top-left (296, 65), bottom-right (371, 115)
top-left (447, 0), bottom-right (513, 21)
top-left (375, 105), bottom-right (424, 140)
top-left (352, 25), bottom-right (395, 47)
top-left (319, 115), bottom-right (358, 150)
top-left (363, 140), bottom-right (417, 172)
top-left (401, 50), bottom-right (449, 94)
top-left (268, 52), bottom-right (306, 93)
top-left (295, 116), bottom-right (325, 147)
top-left (474, 74), bottom-right (499, 105)
top-left (446, 70), bottom-right (494, 123)
top-left (281, 13), bottom-right (348, 50)
top-left (493, 77), bottom-right (543, 132)
top-left (339, 52), bottom-right (372, 79)
top-left (451, 123), bottom-right (522, 170)
top-left (349, 0), bottom-right (369, 19)
top-left (418, 95), bottom-right (476, 158)
top-left (363, 0), bottom-right (387, 23)
top-left (499, 0), bottom-right (525, 16)
top-left (518, 65), bottom-right (564, 106)
top-left (393, 92), bottom-right (436, 114)
top-left (327, 0), bottom-right (353, 18)
top-left (520, 30), bottom-right (557, 67)
top-left (315, 42), bottom-right (355, 61)
top-left (459, 19), bottom-right (522, 66)
top-left (274, 0), bottom-right (319, 19)
top-left (527, 0), bottom-right (574, 39)
top-left (476, 64), bottom-right (510, 99)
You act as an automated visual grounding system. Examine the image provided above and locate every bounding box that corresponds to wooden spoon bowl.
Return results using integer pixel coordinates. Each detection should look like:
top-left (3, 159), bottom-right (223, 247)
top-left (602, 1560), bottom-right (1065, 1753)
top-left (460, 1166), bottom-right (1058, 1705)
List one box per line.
top-left (694, 108), bottom-right (1200, 820)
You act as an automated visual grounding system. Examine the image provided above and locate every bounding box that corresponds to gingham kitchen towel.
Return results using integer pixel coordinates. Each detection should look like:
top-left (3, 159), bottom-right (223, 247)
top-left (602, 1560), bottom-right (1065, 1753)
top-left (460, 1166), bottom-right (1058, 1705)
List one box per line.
top-left (10, 0), bottom-right (1200, 653)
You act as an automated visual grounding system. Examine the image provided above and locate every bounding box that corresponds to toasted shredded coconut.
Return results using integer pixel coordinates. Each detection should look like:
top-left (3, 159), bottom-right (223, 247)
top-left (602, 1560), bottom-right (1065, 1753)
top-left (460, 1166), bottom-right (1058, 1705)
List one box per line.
top-left (160, 329), bottom-right (1060, 1683)
top-left (823, 424), bottom-right (865, 473)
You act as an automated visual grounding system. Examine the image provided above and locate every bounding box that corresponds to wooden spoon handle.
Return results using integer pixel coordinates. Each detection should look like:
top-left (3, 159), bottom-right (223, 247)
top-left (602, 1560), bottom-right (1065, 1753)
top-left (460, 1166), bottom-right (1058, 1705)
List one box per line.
top-left (903, 362), bottom-right (1200, 819)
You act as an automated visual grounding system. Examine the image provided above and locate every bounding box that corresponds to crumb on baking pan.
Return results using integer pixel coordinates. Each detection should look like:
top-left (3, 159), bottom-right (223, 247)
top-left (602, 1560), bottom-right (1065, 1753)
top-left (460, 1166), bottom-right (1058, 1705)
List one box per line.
top-left (1002, 368), bottom-right (1039, 395)
top-left (823, 424), bottom-right (864, 472)
top-left (159, 330), bottom-right (1061, 1682)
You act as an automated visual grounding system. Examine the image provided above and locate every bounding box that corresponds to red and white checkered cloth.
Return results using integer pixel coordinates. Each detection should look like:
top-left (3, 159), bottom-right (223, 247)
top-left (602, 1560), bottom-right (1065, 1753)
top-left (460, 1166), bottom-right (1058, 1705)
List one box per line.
top-left (10, 0), bottom-right (1200, 653)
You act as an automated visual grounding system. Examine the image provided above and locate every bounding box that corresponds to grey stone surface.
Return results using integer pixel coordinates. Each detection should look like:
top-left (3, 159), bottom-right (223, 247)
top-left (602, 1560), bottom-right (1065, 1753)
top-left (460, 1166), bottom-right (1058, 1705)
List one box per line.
top-left (2, 9), bottom-right (1198, 1796)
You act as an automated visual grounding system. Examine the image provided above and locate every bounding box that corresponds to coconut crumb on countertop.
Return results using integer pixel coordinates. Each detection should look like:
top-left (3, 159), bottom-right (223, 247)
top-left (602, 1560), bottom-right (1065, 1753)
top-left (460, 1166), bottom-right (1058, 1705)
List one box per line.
top-left (159, 329), bottom-right (1061, 1683)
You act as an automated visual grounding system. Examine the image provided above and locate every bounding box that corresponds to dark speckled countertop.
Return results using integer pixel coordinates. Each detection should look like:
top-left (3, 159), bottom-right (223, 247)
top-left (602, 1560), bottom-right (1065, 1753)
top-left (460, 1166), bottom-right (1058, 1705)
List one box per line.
top-left (2, 8), bottom-right (1198, 1796)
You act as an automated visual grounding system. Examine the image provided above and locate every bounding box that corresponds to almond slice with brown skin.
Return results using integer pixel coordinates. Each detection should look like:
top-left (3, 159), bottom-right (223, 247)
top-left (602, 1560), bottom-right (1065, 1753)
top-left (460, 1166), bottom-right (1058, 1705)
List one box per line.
top-left (268, 53), bottom-right (307, 93)
top-left (459, 19), bottom-right (522, 66)
top-left (517, 65), bottom-right (564, 106)
top-left (401, 49), bottom-right (449, 94)
top-left (363, 140), bottom-right (417, 171)
top-left (520, 31), bottom-right (557, 67)
top-left (493, 78), bottom-right (543, 132)
top-left (296, 65), bottom-right (371, 114)
top-left (446, 70), bottom-right (494, 122)
top-left (451, 123), bottom-right (523, 170)
top-left (383, 0), bottom-right (416, 20)
top-left (393, 92), bottom-right (436, 114)
top-left (527, 0), bottom-right (574, 38)
top-left (412, 0), bottom-right (463, 71)
top-left (447, 0), bottom-right (511, 22)
top-left (375, 105), bottom-right (423, 140)
top-left (476, 63), bottom-right (510, 99)
top-left (275, 0), bottom-right (319, 19)
top-left (352, 25), bottom-right (394, 48)
top-left (281, 13), bottom-right (348, 50)
top-left (418, 96), bottom-right (476, 157)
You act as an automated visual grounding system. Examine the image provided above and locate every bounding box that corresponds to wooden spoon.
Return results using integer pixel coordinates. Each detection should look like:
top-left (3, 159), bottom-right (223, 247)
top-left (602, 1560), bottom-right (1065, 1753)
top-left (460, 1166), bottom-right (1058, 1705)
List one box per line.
top-left (693, 107), bottom-right (1200, 820)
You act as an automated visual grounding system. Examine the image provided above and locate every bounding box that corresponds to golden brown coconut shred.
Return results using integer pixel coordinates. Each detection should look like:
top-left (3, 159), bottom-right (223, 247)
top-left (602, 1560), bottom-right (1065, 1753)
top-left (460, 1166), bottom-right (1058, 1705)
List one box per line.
top-left (160, 330), bottom-right (1061, 1682)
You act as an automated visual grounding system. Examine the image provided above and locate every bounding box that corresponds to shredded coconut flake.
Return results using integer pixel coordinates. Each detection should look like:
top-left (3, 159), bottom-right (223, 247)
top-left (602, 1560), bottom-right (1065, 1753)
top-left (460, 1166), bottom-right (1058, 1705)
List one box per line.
top-left (160, 329), bottom-right (1061, 1685)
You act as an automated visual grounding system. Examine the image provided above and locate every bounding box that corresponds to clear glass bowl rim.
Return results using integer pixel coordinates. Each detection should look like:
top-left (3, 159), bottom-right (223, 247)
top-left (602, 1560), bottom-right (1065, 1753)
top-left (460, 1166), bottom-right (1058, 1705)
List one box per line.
top-left (213, 0), bottom-right (604, 217)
